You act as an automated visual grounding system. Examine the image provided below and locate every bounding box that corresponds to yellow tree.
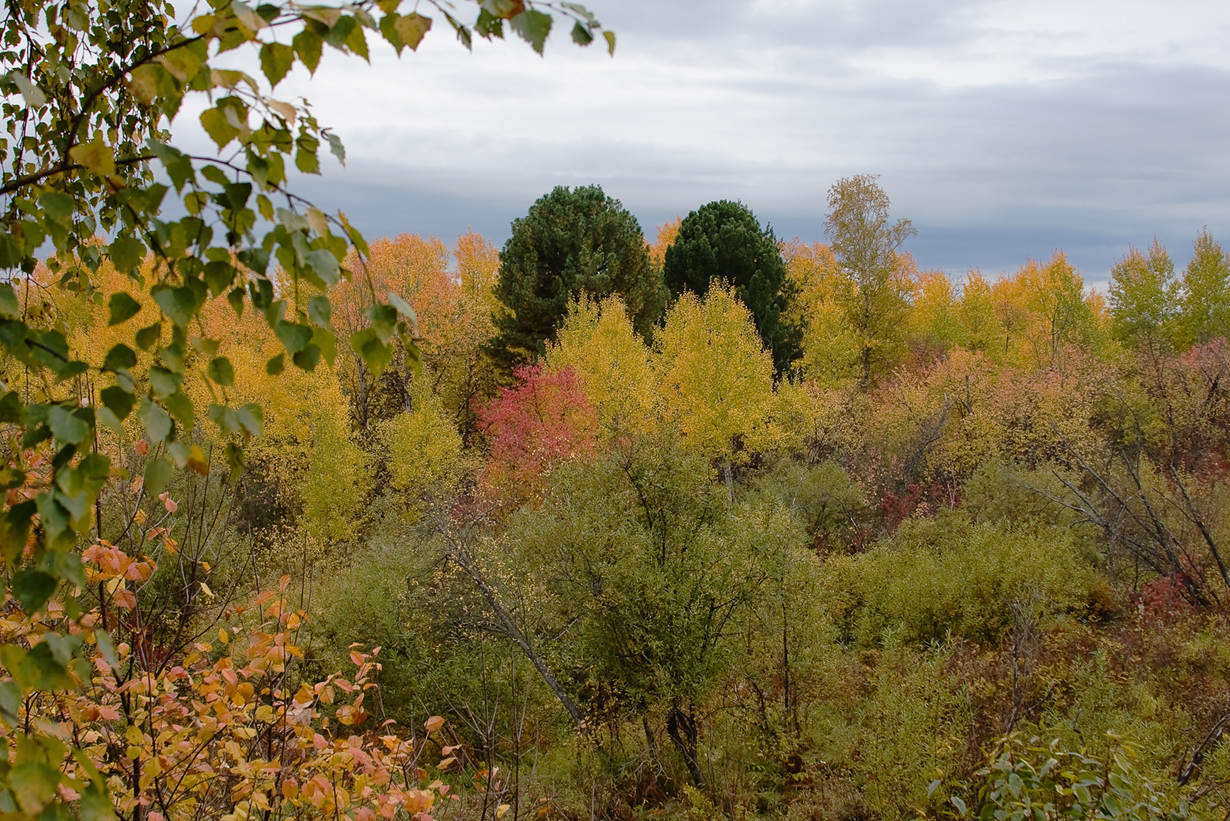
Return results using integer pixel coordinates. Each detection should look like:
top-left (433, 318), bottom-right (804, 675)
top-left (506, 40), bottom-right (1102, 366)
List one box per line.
top-left (333, 234), bottom-right (452, 429)
top-left (378, 384), bottom-right (469, 520)
top-left (649, 216), bottom-right (682, 269)
top-left (439, 231), bottom-right (501, 440)
top-left (1015, 252), bottom-right (1099, 367)
top-left (654, 286), bottom-right (779, 464)
top-left (546, 296), bottom-right (657, 437)
top-left (782, 240), bottom-right (862, 386)
top-left (910, 270), bottom-right (963, 355)
top-left (201, 293), bottom-right (370, 544)
top-left (956, 270), bottom-right (1002, 356)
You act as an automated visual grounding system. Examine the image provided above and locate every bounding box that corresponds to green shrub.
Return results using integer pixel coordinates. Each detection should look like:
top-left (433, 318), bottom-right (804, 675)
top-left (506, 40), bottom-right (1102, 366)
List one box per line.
top-left (953, 733), bottom-right (1193, 820)
top-left (823, 512), bottom-right (1098, 646)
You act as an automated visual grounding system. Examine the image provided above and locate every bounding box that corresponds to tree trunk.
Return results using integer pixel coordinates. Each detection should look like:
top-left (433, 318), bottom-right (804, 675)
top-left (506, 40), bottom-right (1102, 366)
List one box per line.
top-left (666, 702), bottom-right (703, 787)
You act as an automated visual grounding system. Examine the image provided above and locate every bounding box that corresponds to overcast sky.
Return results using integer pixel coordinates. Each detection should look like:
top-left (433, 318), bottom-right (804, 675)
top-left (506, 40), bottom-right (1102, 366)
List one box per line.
top-left (222, 0), bottom-right (1230, 287)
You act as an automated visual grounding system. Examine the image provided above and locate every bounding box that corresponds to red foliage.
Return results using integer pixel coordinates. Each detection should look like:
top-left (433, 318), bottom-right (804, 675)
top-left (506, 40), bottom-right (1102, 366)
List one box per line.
top-left (1134, 571), bottom-right (1194, 621)
top-left (878, 478), bottom-right (961, 533)
top-left (475, 365), bottom-right (599, 505)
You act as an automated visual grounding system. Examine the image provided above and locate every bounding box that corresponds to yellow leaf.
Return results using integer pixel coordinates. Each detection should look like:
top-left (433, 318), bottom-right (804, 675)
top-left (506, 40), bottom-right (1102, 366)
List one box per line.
top-left (69, 135), bottom-right (116, 176)
top-left (496, 804), bottom-right (511, 819)
top-left (394, 13), bottom-right (432, 51)
top-left (199, 581), bottom-right (215, 598)
top-left (423, 715), bottom-right (445, 734)
top-left (187, 444), bottom-right (208, 475)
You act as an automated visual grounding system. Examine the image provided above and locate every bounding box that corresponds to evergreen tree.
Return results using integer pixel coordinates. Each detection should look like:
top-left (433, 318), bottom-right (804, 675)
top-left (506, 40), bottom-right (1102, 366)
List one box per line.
top-left (487, 185), bottom-right (664, 373)
top-left (662, 200), bottom-right (803, 376)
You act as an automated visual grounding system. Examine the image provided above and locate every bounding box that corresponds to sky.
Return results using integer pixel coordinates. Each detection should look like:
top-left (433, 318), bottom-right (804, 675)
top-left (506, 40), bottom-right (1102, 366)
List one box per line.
top-left (201, 0), bottom-right (1230, 288)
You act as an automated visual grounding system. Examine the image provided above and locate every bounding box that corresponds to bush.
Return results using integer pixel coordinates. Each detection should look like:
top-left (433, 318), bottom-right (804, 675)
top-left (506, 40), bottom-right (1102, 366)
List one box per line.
top-left (823, 512), bottom-right (1099, 646)
top-left (954, 733), bottom-right (1193, 819)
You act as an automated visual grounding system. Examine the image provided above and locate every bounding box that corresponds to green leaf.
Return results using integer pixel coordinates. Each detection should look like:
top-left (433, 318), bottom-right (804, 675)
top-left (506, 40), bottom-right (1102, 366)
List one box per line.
top-left (136, 321), bottom-right (162, 350)
top-left (143, 457), bottom-right (173, 495)
top-left (293, 29), bottom-right (324, 73)
top-left (208, 356), bottom-right (235, 386)
top-left (38, 191), bottom-right (75, 224)
top-left (139, 400), bottom-right (172, 443)
top-left (351, 327), bottom-right (392, 375)
top-left (266, 353), bottom-right (285, 375)
top-left (47, 405), bottom-right (89, 445)
top-left (307, 295), bottom-right (332, 327)
top-left (109, 236), bottom-right (145, 273)
top-left (100, 386), bottom-right (135, 421)
top-left (603, 29), bottom-right (615, 55)
top-left (200, 106), bottom-right (240, 149)
top-left (274, 320), bottom-right (312, 352)
top-left (388, 291), bottom-right (418, 334)
top-left (102, 344), bottom-right (137, 372)
top-left (259, 42), bottom-right (295, 86)
top-left (292, 343), bottom-right (320, 371)
top-left (10, 759), bottom-right (60, 814)
top-left (571, 21), bottom-right (594, 46)
top-left (107, 292), bottom-right (142, 325)
top-left (305, 248), bottom-right (340, 285)
top-left (164, 391), bottom-right (194, 428)
top-left (236, 403), bottom-right (263, 436)
top-left (509, 10), bottom-right (551, 54)
top-left (12, 569), bottom-right (57, 613)
top-left (0, 282), bottom-right (19, 319)
top-left (78, 783), bottom-right (116, 821)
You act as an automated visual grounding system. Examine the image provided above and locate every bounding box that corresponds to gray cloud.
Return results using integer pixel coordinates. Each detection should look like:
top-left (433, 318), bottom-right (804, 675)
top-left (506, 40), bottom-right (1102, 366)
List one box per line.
top-left (274, 0), bottom-right (1230, 288)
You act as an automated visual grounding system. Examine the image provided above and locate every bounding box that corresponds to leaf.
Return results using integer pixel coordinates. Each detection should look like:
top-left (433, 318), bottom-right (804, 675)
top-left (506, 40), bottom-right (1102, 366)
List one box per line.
top-left (187, 445), bottom-right (209, 475)
top-left (424, 715), bottom-right (445, 733)
top-left (305, 248), bottom-right (340, 285)
top-left (0, 282), bottom-right (20, 318)
top-left (108, 292), bottom-right (142, 325)
top-left (603, 29), bottom-right (616, 55)
top-left (109, 235), bottom-right (146, 273)
top-left (394, 13), bottom-right (432, 50)
top-left (274, 320), bottom-right (312, 352)
top-left (37, 192), bottom-right (74, 227)
top-left (236, 404), bottom-right (263, 436)
top-left (102, 344), bottom-right (137, 372)
top-left (13, 569), bottom-right (57, 613)
top-left (388, 291), bottom-right (419, 334)
top-left (208, 356), bottom-right (235, 386)
top-left (200, 106), bottom-right (240, 149)
top-left (140, 400), bottom-right (172, 443)
top-left (259, 42), bottom-right (295, 86)
top-left (307, 295), bottom-right (331, 327)
top-left (69, 134), bottom-right (116, 175)
top-left (266, 353), bottom-right (285, 375)
top-left (144, 457), bottom-right (173, 496)
top-left (293, 29), bottom-right (324, 74)
top-left (100, 386), bottom-right (136, 422)
top-left (48, 405), bottom-right (89, 445)
top-left (136, 321), bottom-right (162, 350)
top-left (231, 0), bottom-right (266, 32)
top-left (509, 9), bottom-right (551, 54)
top-left (7, 71), bottom-right (47, 106)
top-left (292, 343), bottom-right (321, 371)
top-left (127, 64), bottom-right (160, 104)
